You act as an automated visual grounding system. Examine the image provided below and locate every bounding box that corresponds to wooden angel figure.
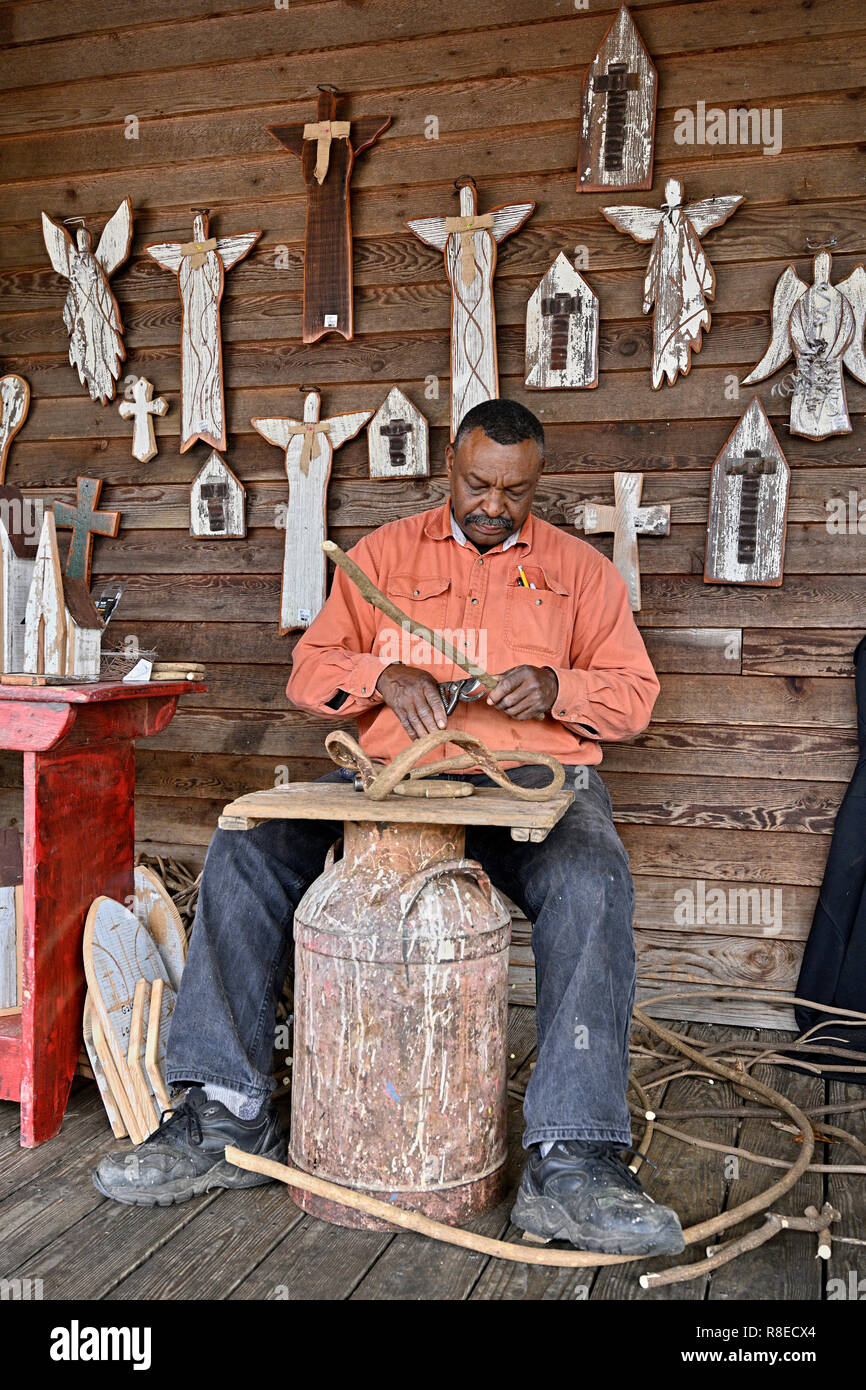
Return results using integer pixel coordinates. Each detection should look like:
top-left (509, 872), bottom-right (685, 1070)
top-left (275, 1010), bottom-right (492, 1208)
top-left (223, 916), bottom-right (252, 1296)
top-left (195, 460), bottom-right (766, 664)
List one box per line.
top-left (145, 210), bottom-right (261, 453)
top-left (0, 375), bottom-right (30, 484)
top-left (406, 176), bottom-right (535, 438)
top-left (251, 390), bottom-right (372, 633)
top-left (41, 198), bottom-right (133, 403)
top-left (743, 251), bottom-right (866, 440)
top-left (602, 178), bottom-right (744, 388)
top-left (267, 88), bottom-right (391, 343)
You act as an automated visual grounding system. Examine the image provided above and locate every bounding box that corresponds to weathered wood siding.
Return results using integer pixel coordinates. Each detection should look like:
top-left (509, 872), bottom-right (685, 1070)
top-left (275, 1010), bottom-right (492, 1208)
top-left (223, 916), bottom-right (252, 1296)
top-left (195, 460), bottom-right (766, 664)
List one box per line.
top-left (1, 0), bottom-right (864, 1026)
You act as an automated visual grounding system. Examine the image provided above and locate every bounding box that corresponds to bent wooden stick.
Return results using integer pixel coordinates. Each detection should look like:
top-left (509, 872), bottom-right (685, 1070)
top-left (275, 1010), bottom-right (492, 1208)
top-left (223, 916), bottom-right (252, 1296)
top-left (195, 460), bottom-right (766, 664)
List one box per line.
top-left (145, 977), bottom-right (173, 1114)
top-left (321, 539), bottom-right (495, 689)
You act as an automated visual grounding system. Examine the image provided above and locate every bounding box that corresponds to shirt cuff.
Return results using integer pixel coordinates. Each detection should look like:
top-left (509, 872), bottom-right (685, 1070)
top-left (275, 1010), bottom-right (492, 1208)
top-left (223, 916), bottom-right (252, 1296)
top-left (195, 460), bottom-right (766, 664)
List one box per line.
top-left (338, 653), bottom-right (398, 703)
top-left (543, 667), bottom-right (601, 738)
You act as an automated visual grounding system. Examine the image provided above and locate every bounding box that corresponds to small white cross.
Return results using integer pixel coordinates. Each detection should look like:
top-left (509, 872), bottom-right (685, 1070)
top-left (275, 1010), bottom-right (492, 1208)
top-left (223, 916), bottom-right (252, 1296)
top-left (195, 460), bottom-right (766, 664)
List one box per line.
top-left (118, 378), bottom-right (168, 463)
top-left (578, 472), bottom-right (670, 611)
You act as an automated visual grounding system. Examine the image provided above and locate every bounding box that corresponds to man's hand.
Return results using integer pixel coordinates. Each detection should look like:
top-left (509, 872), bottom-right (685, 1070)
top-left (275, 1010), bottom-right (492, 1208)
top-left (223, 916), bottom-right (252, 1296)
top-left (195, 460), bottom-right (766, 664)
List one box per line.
top-left (487, 665), bottom-right (558, 721)
top-left (375, 664), bottom-right (448, 738)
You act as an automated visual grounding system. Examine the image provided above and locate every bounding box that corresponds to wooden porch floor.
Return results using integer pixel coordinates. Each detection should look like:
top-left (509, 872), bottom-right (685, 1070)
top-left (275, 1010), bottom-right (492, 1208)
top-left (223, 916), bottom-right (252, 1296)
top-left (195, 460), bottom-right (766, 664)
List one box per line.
top-left (1, 1008), bottom-right (863, 1301)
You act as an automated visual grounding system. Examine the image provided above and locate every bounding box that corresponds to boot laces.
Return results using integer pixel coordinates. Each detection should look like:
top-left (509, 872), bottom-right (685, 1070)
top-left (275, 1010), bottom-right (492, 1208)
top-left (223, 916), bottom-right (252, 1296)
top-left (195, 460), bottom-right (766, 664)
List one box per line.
top-left (144, 1093), bottom-right (205, 1150)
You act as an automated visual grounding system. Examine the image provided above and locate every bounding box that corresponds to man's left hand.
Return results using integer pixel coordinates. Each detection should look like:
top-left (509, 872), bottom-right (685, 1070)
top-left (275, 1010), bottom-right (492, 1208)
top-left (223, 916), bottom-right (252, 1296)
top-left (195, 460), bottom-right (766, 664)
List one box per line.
top-left (486, 665), bottom-right (558, 721)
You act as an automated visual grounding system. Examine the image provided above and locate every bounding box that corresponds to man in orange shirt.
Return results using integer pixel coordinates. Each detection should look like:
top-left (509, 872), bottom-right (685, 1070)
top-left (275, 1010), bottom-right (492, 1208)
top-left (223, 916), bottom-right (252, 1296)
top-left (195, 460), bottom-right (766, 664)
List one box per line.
top-left (94, 399), bottom-right (683, 1257)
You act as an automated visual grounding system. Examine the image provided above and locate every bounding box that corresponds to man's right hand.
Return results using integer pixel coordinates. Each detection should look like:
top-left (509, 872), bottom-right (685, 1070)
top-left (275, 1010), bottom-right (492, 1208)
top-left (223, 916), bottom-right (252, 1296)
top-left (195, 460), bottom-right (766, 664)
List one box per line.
top-left (375, 664), bottom-right (448, 739)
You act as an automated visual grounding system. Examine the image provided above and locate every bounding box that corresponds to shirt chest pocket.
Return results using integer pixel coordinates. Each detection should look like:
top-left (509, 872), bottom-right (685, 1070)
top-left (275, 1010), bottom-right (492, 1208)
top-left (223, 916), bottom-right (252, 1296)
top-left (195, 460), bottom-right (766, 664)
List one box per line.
top-left (504, 570), bottom-right (571, 657)
top-left (385, 573), bottom-right (452, 634)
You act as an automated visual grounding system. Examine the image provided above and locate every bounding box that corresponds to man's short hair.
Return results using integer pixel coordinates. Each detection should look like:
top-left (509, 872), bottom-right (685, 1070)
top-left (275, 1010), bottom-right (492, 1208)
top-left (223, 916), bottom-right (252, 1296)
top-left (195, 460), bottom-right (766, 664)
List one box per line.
top-left (453, 399), bottom-right (545, 457)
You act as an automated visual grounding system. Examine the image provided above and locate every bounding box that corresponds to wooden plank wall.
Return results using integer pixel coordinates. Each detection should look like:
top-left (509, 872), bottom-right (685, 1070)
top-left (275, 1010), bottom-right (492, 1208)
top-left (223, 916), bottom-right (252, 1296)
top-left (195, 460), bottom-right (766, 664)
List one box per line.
top-left (1, 0), bottom-right (864, 1028)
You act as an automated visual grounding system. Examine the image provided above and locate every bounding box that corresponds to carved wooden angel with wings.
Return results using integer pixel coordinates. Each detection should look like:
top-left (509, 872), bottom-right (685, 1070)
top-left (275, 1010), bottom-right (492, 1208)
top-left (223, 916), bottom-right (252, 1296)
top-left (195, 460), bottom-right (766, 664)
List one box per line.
top-left (145, 211), bottom-right (261, 453)
top-left (602, 178), bottom-right (743, 388)
top-left (41, 197), bottom-right (133, 403)
top-left (743, 250), bottom-right (866, 440)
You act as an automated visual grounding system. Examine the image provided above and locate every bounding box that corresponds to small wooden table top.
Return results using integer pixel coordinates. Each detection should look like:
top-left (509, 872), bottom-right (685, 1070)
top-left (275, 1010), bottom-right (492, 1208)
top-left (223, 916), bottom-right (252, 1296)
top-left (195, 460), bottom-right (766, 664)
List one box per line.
top-left (219, 780), bottom-right (574, 843)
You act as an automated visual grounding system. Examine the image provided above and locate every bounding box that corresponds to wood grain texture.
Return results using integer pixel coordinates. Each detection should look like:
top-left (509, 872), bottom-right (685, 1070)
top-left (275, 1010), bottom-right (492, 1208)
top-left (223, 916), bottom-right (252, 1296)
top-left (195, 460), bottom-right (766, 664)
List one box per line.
top-left (40, 198), bottom-right (132, 404)
top-left (578, 471), bottom-right (670, 610)
top-left (577, 4), bottom-right (657, 193)
top-left (743, 251), bottom-right (866, 440)
top-left (252, 389), bottom-right (371, 632)
top-left (367, 386), bottom-right (429, 478)
top-left (406, 177), bottom-right (534, 438)
top-left (189, 451), bottom-right (246, 539)
top-left (524, 253), bottom-right (599, 389)
top-left (145, 211), bottom-right (261, 453)
top-left (118, 378), bottom-right (168, 465)
top-left (267, 88), bottom-right (391, 343)
top-left (0, 376), bottom-right (30, 485)
top-left (704, 397), bottom-right (790, 586)
top-left (602, 177), bottom-right (744, 388)
top-left (1, 0), bottom-right (864, 1029)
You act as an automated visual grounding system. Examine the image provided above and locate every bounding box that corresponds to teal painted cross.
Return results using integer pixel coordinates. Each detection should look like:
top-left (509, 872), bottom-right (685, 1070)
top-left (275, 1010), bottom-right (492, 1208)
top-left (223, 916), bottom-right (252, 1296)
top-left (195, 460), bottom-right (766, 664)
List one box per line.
top-left (53, 476), bottom-right (120, 586)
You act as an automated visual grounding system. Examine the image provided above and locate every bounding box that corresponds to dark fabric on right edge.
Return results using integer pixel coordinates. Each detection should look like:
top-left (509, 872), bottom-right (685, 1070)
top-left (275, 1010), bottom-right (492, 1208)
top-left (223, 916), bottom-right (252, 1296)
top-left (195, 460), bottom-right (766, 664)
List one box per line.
top-left (795, 634), bottom-right (866, 1075)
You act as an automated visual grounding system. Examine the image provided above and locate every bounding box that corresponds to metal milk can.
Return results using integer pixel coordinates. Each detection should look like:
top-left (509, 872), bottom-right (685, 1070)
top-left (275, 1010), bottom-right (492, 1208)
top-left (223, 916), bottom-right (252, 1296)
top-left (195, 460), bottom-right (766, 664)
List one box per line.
top-left (291, 817), bottom-right (512, 1229)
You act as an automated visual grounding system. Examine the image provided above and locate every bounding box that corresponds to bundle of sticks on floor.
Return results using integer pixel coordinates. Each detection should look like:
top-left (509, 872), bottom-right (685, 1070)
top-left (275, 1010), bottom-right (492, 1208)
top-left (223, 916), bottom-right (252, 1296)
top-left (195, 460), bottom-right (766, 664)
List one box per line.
top-left (135, 852), bottom-right (866, 1288)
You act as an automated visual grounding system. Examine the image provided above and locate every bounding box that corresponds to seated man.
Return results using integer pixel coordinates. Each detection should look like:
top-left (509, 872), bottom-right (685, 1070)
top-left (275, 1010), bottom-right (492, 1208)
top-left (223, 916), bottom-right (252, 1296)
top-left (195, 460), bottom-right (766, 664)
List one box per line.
top-left (94, 398), bottom-right (683, 1256)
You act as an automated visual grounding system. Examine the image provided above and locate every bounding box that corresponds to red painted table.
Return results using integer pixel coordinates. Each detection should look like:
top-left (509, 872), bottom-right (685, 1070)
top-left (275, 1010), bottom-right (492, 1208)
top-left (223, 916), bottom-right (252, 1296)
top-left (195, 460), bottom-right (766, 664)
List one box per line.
top-left (0, 681), bottom-right (204, 1147)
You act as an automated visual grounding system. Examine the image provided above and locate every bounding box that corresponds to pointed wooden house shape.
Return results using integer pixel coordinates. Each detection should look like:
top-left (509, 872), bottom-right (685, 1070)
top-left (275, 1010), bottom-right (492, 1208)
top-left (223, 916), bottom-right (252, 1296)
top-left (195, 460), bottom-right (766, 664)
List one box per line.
top-left (24, 512), bottom-right (103, 678)
top-left (525, 254), bottom-right (599, 390)
top-left (704, 397), bottom-right (790, 587)
top-left (367, 387), bottom-right (430, 478)
top-left (189, 452), bottom-right (246, 539)
top-left (0, 485), bottom-right (38, 673)
top-left (577, 5), bottom-right (657, 192)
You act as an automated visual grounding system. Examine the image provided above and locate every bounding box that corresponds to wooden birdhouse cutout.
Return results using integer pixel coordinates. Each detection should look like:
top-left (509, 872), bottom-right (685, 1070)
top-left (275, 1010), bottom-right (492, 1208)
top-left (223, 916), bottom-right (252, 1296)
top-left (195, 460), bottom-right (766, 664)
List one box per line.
top-left (525, 254), bottom-right (599, 389)
top-left (0, 485), bottom-right (38, 674)
top-left (267, 89), bottom-right (391, 343)
top-left (367, 387), bottom-right (429, 478)
top-left (190, 452), bottom-right (246, 538)
top-left (575, 472), bottom-right (671, 611)
top-left (252, 389), bottom-right (372, 632)
top-left (578, 5), bottom-right (657, 192)
top-left (704, 397), bottom-right (790, 587)
top-left (24, 512), bottom-right (104, 679)
top-left (406, 176), bottom-right (535, 438)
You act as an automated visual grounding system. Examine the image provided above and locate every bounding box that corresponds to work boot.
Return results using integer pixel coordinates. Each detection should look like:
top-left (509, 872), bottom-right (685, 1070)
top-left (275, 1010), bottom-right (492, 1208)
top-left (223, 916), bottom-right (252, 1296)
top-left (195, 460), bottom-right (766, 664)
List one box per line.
top-left (512, 1140), bottom-right (684, 1256)
top-left (93, 1085), bottom-right (287, 1207)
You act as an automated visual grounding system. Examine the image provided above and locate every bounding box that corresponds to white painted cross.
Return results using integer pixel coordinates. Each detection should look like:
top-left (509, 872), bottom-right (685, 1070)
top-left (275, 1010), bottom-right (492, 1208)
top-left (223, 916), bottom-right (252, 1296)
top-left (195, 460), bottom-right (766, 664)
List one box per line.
top-left (577, 471), bottom-right (670, 611)
top-left (118, 378), bottom-right (169, 463)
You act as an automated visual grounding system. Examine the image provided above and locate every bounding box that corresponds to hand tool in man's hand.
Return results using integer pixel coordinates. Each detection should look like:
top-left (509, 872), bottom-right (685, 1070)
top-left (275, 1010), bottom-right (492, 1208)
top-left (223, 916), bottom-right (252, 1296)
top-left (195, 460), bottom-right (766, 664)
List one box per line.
top-left (321, 539), bottom-right (546, 720)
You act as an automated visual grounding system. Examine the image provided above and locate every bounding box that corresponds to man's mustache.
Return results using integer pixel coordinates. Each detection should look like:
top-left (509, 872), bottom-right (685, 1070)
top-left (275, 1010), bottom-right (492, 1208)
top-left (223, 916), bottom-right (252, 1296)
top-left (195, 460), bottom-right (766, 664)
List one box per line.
top-left (464, 514), bottom-right (513, 530)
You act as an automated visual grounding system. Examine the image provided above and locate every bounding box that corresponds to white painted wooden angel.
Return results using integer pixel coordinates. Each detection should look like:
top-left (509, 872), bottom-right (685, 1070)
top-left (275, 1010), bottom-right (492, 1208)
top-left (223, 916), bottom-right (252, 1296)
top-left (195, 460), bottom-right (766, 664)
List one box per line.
top-left (145, 211), bottom-right (261, 453)
top-left (602, 178), bottom-right (743, 388)
top-left (406, 177), bottom-right (535, 438)
top-left (41, 198), bottom-right (133, 403)
top-left (252, 390), bottom-right (372, 632)
top-left (743, 251), bottom-right (866, 440)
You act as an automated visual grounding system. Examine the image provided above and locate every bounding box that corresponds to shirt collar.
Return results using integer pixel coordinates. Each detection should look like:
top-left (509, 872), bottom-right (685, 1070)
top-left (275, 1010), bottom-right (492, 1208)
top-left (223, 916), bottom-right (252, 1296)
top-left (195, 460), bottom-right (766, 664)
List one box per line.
top-left (422, 501), bottom-right (531, 553)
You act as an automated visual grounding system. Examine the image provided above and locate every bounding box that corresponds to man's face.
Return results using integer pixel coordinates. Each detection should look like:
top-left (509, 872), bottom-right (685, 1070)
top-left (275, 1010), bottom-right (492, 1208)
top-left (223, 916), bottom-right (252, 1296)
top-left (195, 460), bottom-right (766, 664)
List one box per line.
top-left (446, 427), bottom-right (543, 551)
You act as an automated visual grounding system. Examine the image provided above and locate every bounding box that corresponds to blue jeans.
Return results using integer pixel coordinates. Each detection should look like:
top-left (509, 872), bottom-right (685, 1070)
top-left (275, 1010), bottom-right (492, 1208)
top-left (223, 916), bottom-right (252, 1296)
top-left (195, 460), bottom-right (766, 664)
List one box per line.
top-left (166, 765), bottom-right (636, 1148)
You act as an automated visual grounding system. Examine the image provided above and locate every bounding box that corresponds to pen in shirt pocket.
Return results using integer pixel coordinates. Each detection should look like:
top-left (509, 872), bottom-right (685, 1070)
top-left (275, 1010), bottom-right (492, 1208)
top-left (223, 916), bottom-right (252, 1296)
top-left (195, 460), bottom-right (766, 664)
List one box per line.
top-left (517, 565), bottom-right (537, 590)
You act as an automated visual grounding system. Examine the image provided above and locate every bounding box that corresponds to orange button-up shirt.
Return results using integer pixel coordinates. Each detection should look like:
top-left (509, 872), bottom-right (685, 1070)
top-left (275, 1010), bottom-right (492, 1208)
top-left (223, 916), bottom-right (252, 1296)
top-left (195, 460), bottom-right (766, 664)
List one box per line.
top-left (287, 501), bottom-right (660, 767)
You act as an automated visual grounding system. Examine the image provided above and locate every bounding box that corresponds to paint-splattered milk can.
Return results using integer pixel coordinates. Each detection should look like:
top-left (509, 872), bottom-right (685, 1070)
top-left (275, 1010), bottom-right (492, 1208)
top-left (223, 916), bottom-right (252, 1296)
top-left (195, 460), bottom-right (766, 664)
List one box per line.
top-left (291, 817), bottom-right (512, 1229)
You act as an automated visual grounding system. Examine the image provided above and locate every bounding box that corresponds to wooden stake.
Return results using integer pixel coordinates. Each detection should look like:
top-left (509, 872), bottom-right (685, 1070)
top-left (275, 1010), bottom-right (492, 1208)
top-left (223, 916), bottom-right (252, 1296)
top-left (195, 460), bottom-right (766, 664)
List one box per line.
top-left (145, 976), bottom-right (173, 1113)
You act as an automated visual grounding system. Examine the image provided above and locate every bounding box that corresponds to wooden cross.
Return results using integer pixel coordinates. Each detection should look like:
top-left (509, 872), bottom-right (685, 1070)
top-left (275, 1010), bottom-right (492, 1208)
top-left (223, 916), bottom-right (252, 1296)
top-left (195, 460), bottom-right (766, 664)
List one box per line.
top-left (541, 292), bottom-right (580, 372)
top-left (725, 449), bottom-right (777, 566)
top-left (251, 390), bottom-right (372, 632)
top-left (118, 378), bottom-right (168, 464)
top-left (595, 61), bottom-right (640, 171)
top-left (53, 476), bottom-right (121, 586)
top-left (380, 418), bottom-right (411, 468)
top-left (579, 472), bottom-right (670, 611)
top-left (200, 481), bottom-right (229, 533)
top-left (267, 90), bottom-right (391, 343)
top-left (406, 177), bottom-right (535, 438)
